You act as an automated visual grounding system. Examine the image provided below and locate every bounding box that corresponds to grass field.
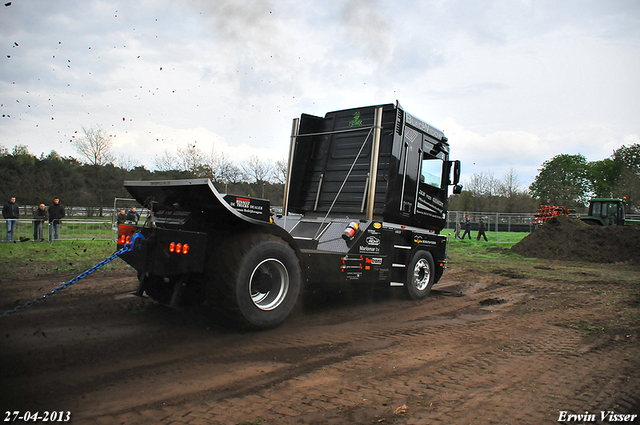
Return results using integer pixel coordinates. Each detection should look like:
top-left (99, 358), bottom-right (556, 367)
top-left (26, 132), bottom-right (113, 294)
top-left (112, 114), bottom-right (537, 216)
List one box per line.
top-left (445, 229), bottom-right (639, 285)
top-left (0, 240), bottom-right (126, 277)
top-left (1, 230), bottom-right (636, 288)
top-left (443, 227), bottom-right (529, 244)
top-left (1, 219), bottom-right (116, 242)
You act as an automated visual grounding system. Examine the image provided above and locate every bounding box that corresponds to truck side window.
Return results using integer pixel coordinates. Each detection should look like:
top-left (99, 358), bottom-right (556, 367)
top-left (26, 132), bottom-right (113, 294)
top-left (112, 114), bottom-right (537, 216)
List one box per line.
top-left (421, 157), bottom-right (443, 189)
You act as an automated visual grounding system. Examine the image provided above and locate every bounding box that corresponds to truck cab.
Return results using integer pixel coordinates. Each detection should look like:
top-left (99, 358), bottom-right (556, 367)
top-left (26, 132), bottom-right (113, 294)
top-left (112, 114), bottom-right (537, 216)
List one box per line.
top-left (285, 102), bottom-right (461, 229)
top-left (280, 101), bottom-right (461, 289)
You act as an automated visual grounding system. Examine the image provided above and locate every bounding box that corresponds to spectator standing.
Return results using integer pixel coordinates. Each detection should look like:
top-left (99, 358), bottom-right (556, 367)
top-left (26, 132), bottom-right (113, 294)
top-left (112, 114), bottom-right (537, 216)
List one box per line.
top-left (126, 207), bottom-right (140, 224)
top-left (2, 196), bottom-right (19, 242)
top-left (455, 221), bottom-right (462, 239)
top-left (48, 197), bottom-right (66, 241)
top-left (461, 217), bottom-right (472, 240)
top-left (477, 218), bottom-right (488, 241)
top-left (33, 203), bottom-right (48, 241)
top-left (116, 209), bottom-right (127, 225)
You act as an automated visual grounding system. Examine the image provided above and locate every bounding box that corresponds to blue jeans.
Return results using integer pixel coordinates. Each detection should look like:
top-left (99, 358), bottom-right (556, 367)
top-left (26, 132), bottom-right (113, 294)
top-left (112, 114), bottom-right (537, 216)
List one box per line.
top-left (49, 221), bottom-right (61, 241)
top-left (33, 220), bottom-right (45, 241)
top-left (6, 219), bottom-right (17, 242)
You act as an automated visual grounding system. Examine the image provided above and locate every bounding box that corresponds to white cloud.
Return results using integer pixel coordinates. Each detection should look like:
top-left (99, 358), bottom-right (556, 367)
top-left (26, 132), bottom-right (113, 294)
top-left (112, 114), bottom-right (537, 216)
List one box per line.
top-left (110, 121), bottom-right (289, 170)
top-left (0, 0), bottom-right (639, 192)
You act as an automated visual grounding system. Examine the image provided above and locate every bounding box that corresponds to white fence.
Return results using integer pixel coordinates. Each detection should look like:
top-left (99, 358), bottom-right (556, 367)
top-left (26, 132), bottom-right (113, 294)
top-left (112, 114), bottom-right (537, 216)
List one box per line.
top-left (1, 219), bottom-right (114, 242)
top-left (447, 211), bottom-right (536, 233)
top-left (4, 208), bottom-right (637, 243)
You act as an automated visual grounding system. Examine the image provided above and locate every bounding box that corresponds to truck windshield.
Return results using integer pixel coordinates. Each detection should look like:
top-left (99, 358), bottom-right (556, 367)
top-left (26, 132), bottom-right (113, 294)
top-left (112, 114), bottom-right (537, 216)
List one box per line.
top-left (421, 157), bottom-right (443, 189)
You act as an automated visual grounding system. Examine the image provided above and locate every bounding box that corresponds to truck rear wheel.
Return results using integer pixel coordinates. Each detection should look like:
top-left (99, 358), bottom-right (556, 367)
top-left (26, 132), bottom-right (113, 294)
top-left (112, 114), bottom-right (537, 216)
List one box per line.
top-left (405, 250), bottom-right (435, 300)
top-left (210, 233), bottom-right (301, 329)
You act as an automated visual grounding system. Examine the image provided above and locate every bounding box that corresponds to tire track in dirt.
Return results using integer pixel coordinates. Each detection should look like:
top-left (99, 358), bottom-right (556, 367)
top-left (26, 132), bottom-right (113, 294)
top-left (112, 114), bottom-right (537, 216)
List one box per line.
top-left (1, 278), bottom-right (521, 420)
top-left (3, 272), bottom-right (638, 425)
top-left (89, 280), bottom-right (639, 425)
top-left (75, 285), bottom-right (531, 421)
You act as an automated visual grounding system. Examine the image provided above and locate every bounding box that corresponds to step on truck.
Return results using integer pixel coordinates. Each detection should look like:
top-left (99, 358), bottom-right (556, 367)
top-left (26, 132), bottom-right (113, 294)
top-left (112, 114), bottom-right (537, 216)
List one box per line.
top-left (118, 101), bottom-right (463, 329)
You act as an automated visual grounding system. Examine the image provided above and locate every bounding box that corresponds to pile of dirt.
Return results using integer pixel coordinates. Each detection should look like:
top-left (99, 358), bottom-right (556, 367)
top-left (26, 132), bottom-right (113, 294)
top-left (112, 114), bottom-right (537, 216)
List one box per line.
top-left (510, 216), bottom-right (640, 263)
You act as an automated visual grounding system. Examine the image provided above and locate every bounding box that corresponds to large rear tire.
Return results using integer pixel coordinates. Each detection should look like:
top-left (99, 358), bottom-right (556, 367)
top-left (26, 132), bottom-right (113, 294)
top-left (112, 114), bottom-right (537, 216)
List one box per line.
top-left (405, 250), bottom-right (435, 300)
top-left (209, 233), bottom-right (301, 329)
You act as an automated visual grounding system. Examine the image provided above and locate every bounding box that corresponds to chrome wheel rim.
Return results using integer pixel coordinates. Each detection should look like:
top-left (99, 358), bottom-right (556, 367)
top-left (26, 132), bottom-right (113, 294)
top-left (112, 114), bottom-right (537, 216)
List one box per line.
top-left (413, 258), bottom-right (431, 291)
top-left (249, 258), bottom-right (289, 311)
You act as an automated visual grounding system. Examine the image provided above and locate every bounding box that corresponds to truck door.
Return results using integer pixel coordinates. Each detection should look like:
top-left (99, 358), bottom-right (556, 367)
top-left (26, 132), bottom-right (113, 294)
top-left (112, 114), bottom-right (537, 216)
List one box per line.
top-left (416, 151), bottom-right (445, 216)
top-left (399, 128), bottom-right (421, 215)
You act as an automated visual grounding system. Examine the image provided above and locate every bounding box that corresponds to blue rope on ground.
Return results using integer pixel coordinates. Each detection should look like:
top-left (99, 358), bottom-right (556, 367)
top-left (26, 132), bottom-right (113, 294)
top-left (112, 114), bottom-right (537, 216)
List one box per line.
top-left (0, 233), bottom-right (145, 319)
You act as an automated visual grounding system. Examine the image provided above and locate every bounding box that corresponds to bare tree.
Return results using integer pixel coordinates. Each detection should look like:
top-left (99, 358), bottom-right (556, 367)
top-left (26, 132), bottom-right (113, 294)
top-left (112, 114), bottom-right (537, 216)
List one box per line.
top-left (153, 150), bottom-right (179, 172)
top-left (116, 154), bottom-right (140, 171)
top-left (12, 144), bottom-right (30, 156)
top-left (497, 168), bottom-right (523, 198)
top-left (72, 125), bottom-right (115, 215)
top-left (73, 125), bottom-right (115, 166)
top-left (176, 143), bottom-right (208, 175)
top-left (465, 171), bottom-right (498, 197)
top-left (153, 143), bottom-right (213, 177)
top-left (211, 151), bottom-right (241, 184)
top-left (273, 159), bottom-right (288, 184)
top-left (241, 155), bottom-right (273, 184)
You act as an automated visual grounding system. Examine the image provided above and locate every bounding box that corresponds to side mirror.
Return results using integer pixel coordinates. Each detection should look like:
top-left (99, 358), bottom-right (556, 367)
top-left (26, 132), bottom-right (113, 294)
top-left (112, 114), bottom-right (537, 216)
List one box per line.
top-left (447, 160), bottom-right (461, 186)
top-left (453, 184), bottom-right (463, 195)
top-left (453, 160), bottom-right (461, 185)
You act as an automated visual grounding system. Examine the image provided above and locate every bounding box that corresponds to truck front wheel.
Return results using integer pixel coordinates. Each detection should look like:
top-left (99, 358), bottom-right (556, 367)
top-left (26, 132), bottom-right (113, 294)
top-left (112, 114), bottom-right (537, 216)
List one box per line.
top-left (210, 233), bottom-right (301, 329)
top-left (405, 250), bottom-right (435, 300)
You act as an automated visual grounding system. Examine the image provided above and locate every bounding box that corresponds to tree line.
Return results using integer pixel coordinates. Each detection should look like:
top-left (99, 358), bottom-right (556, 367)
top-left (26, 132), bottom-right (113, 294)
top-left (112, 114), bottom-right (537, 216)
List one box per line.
top-left (448, 167), bottom-right (540, 213)
top-left (449, 143), bottom-right (640, 213)
top-left (1, 125), bottom-right (638, 214)
top-left (0, 126), bottom-right (286, 215)
top-left (528, 144), bottom-right (640, 211)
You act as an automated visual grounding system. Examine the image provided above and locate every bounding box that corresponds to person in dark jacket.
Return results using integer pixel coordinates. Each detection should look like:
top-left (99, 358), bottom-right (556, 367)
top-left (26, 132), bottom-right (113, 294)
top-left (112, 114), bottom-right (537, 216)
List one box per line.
top-left (48, 197), bottom-right (66, 241)
top-left (33, 203), bottom-right (48, 241)
top-left (126, 207), bottom-right (139, 224)
top-left (477, 218), bottom-right (488, 241)
top-left (2, 196), bottom-right (19, 242)
top-left (461, 217), bottom-right (472, 240)
top-left (116, 209), bottom-right (127, 225)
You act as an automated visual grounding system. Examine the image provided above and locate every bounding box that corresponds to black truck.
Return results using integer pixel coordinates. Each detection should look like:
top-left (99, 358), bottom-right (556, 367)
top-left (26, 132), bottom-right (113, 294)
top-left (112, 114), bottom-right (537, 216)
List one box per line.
top-left (118, 101), bottom-right (462, 329)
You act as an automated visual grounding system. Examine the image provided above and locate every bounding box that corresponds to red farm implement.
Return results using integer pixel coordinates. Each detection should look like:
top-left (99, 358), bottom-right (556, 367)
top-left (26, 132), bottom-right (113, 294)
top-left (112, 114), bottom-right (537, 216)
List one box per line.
top-left (532, 205), bottom-right (570, 226)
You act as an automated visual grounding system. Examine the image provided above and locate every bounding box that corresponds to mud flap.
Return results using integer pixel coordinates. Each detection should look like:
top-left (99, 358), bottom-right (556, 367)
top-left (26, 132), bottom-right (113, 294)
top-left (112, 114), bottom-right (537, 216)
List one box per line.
top-left (169, 274), bottom-right (189, 308)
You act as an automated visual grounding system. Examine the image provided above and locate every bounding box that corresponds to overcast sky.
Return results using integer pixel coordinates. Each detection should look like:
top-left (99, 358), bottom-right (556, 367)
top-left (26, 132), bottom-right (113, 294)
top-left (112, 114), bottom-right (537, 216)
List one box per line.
top-left (1, 0), bottom-right (639, 188)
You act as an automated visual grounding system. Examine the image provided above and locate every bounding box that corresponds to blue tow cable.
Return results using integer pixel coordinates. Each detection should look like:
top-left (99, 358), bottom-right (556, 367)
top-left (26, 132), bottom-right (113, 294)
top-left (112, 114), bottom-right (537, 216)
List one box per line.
top-left (0, 233), bottom-right (145, 319)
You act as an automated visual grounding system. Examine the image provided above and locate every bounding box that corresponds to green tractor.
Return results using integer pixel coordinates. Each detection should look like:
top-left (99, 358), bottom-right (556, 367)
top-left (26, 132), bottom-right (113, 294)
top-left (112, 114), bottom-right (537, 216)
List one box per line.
top-left (579, 197), bottom-right (640, 226)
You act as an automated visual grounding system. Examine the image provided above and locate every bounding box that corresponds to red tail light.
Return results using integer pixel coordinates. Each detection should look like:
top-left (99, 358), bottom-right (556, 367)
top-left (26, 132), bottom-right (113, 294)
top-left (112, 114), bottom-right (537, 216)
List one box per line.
top-left (117, 225), bottom-right (136, 246)
top-left (168, 242), bottom-right (190, 255)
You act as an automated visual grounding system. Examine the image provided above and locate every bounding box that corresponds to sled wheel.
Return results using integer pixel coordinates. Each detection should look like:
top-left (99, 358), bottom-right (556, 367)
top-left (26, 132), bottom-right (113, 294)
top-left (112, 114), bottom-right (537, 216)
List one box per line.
top-left (405, 250), bottom-right (435, 300)
top-left (211, 233), bottom-right (301, 329)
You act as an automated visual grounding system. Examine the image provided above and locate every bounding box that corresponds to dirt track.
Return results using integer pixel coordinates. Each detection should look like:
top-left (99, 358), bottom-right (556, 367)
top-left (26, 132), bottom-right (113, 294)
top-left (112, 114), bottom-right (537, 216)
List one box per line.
top-left (1, 261), bottom-right (639, 424)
